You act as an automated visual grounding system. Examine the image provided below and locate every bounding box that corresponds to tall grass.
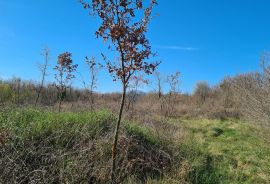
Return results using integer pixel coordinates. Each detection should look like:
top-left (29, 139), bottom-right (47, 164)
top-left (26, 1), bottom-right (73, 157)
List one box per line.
top-left (1, 108), bottom-right (270, 183)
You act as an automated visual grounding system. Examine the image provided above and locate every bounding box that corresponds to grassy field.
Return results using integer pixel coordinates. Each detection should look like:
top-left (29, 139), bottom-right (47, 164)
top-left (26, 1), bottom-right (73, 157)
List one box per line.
top-left (0, 108), bottom-right (269, 183)
top-left (168, 118), bottom-right (270, 184)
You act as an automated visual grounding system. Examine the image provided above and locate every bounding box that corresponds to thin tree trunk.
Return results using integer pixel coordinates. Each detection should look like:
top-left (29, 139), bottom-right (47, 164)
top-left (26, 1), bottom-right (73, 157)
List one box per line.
top-left (35, 87), bottom-right (42, 107)
top-left (89, 72), bottom-right (95, 111)
top-left (35, 49), bottom-right (49, 107)
top-left (90, 89), bottom-right (94, 111)
top-left (111, 84), bottom-right (126, 183)
top-left (58, 100), bottom-right (62, 113)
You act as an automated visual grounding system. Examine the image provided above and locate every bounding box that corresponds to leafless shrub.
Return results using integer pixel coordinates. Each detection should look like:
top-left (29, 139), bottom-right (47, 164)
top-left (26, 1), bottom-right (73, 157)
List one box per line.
top-left (231, 71), bottom-right (270, 127)
top-left (115, 134), bottom-right (172, 183)
top-left (85, 56), bottom-right (99, 111)
top-left (162, 71), bottom-right (181, 117)
top-left (126, 75), bottom-right (148, 118)
top-left (223, 53), bottom-right (270, 127)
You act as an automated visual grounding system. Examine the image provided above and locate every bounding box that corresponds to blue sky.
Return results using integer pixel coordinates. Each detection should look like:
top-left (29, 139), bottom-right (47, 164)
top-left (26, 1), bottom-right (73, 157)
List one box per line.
top-left (1, 0), bottom-right (270, 93)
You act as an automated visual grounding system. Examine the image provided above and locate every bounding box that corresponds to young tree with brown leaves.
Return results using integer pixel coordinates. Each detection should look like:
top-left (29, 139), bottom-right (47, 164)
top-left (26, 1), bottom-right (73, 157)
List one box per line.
top-left (80, 0), bottom-right (159, 181)
top-left (54, 52), bottom-right (78, 112)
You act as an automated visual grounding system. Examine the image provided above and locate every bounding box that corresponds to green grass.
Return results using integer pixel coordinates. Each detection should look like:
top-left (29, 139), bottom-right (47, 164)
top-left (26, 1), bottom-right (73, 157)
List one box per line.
top-left (0, 107), bottom-right (114, 139)
top-left (170, 118), bottom-right (270, 184)
top-left (0, 108), bottom-right (115, 183)
top-left (124, 121), bottom-right (168, 146)
top-left (1, 108), bottom-right (270, 183)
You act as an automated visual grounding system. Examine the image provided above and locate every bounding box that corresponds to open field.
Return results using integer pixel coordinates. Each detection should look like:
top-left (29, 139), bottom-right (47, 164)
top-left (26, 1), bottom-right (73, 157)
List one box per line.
top-left (1, 108), bottom-right (269, 183)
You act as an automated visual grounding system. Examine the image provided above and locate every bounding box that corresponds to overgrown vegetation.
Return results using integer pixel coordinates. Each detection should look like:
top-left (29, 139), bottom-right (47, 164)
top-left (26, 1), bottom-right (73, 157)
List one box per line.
top-left (1, 108), bottom-right (269, 183)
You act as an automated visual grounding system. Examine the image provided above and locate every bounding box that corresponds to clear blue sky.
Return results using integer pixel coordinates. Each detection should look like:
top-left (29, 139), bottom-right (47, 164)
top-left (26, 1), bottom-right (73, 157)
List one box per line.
top-left (1, 0), bottom-right (270, 93)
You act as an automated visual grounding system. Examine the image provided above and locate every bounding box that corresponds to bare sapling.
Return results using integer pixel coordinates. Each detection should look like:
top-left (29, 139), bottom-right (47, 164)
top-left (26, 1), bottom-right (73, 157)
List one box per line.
top-left (35, 47), bottom-right (50, 107)
top-left (155, 71), bottom-right (163, 99)
top-left (126, 75), bottom-right (148, 117)
top-left (165, 71), bottom-right (180, 116)
top-left (154, 71), bottom-right (164, 111)
top-left (85, 56), bottom-right (99, 111)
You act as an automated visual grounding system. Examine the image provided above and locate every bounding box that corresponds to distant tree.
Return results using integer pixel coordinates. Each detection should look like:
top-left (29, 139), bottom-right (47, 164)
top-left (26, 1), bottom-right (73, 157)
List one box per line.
top-left (261, 52), bottom-right (270, 80)
top-left (0, 84), bottom-right (13, 105)
top-left (165, 71), bottom-right (180, 116)
top-left (154, 71), bottom-right (163, 99)
top-left (35, 47), bottom-right (50, 107)
top-left (54, 52), bottom-right (78, 112)
top-left (194, 81), bottom-right (211, 105)
top-left (85, 56), bottom-right (99, 111)
top-left (10, 77), bottom-right (22, 105)
top-left (80, 0), bottom-right (159, 181)
top-left (167, 71), bottom-right (180, 96)
top-left (126, 75), bottom-right (148, 117)
top-left (219, 77), bottom-right (237, 109)
top-left (153, 71), bottom-right (165, 113)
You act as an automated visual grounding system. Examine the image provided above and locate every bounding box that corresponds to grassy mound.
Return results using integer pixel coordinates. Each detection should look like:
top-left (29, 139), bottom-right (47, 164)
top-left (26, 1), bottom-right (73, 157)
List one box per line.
top-left (0, 108), bottom-right (172, 183)
top-left (0, 108), bottom-right (115, 183)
